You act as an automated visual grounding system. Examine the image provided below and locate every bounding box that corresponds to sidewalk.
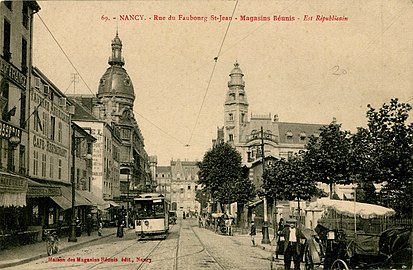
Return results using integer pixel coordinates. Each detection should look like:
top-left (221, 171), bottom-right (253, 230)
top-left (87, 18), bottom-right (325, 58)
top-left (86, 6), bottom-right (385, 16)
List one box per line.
top-left (231, 228), bottom-right (308, 270)
top-left (0, 227), bottom-right (118, 269)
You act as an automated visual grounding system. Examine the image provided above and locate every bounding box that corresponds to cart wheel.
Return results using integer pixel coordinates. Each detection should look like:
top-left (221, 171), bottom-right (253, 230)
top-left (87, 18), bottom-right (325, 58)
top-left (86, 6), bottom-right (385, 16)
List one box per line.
top-left (47, 244), bottom-right (53, 256)
top-left (330, 259), bottom-right (349, 270)
top-left (304, 247), bottom-right (314, 270)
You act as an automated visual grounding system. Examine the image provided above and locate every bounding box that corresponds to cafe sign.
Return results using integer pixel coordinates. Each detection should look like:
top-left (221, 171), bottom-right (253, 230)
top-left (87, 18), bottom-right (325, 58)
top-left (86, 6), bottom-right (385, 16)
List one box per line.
top-left (0, 172), bottom-right (28, 192)
top-left (0, 57), bottom-right (27, 90)
top-left (27, 186), bottom-right (62, 197)
top-left (0, 121), bottom-right (22, 140)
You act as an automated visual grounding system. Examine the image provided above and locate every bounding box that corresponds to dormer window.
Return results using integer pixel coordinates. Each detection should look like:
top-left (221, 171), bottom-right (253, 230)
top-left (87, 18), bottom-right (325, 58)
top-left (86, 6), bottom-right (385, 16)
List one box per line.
top-left (286, 131), bottom-right (293, 141)
top-left (300, 132), bottom-right (306, 141)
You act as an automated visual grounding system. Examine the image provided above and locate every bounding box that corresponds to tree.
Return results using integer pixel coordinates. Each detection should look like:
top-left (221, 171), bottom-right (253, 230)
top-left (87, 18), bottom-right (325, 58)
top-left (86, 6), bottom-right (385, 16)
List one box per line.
top-left (197, 143), bottom-right (255, 205)
top-left (195, 188), bottom-right (209, 211)
top-left (364, 99), bottom-right (413, 217)
top-left (263, 156), bottom-right (318, 218)
top-left (303, 123), bottom-right (352, 198)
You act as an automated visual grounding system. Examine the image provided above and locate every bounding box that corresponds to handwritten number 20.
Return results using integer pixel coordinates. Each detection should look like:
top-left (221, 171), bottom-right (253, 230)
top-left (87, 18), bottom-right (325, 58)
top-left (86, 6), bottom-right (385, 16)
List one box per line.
top-left (332, 65), bottom-right (347, 75)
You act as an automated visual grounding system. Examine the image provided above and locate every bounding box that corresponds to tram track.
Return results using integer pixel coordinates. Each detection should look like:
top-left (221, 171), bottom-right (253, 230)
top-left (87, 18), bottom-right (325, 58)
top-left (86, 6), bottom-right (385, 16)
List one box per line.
top-left (172, 221), bottom-right (182, 270)
top-left (189, 225), bottom-right (227, 270)
top-left (134, 239), bottom-right (164, 270)
top-left (85, 237), bottom-right (142, 270)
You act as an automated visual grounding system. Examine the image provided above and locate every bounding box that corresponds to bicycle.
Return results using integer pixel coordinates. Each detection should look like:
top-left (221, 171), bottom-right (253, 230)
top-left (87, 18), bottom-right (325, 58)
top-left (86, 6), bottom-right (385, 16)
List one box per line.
top-left (45, 230), bottom-right (60, 256)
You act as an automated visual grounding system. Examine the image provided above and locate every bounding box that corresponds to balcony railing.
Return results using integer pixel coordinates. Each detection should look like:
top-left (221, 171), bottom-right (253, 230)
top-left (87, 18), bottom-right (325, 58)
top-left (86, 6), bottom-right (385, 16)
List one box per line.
top-left (246, 133), bottom-right (278, 143)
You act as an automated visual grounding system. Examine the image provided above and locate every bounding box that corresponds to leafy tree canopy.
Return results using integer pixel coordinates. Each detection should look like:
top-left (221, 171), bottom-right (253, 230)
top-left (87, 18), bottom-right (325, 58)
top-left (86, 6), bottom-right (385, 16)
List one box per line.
top-left (197, 143), bottom-right (255, 205)
top-left (363, 98), bottom-right (413, 217)
top-left (263, 156), bottom-right (317, 203)
top-left (303, 123), bottom-right (352, 195)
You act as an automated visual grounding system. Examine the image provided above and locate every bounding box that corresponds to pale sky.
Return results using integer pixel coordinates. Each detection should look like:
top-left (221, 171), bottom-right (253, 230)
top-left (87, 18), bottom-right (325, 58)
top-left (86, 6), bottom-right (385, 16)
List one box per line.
top-left (32, 0), bottom-right (413, 165)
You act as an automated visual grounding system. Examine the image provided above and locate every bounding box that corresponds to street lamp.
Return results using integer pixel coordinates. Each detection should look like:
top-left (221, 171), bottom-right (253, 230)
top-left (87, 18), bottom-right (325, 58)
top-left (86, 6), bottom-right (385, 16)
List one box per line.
top-left (260, 126), bottom-right (270, 244)
top-left (68, 125), bottom-right (78, 242)
top-left (68, 127), bottom-right (92, 242)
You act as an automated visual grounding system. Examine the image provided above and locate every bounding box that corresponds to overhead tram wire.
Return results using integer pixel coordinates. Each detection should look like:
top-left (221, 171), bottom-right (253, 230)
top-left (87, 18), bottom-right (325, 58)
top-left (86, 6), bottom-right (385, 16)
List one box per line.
top-left (186, 0), bottom-right (239, 147)
top-left (23, 79), bottom-right (74, 127)
top-left (37, 13), bottom-right (190, 148)
top-left (132, 109), bottom-right (187, 147)
top-left (36, 13), bottom-right (95, 96)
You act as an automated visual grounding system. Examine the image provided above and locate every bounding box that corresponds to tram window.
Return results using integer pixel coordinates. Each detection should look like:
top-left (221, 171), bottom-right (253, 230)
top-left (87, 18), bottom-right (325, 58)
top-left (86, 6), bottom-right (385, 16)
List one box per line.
top-left (135, 201), bottom-right (165, 218)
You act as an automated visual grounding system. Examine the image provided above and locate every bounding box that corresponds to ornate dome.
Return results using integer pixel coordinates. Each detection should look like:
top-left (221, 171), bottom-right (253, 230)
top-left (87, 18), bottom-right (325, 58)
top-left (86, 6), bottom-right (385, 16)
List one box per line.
top-left (98, 66), bottom-right (135, 99)
top-left (230, 61), bottom-right (243, 75)
top-left (97, 32), bottom-right (135, 100)
top-left (228, 61), bottom-right (245, 88)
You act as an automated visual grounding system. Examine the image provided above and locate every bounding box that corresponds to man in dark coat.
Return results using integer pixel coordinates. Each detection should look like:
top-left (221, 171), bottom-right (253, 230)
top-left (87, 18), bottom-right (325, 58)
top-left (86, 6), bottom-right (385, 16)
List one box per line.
top-left (250, 221), bottom-right (256, 246)
top-left (86, 213), bottom-right (93, 236)
top-left (280, 219), bottom-right (303, 270)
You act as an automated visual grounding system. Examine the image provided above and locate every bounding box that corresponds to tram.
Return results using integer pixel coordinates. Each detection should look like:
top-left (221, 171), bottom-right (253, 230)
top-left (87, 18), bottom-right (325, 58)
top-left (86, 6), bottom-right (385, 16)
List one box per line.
top-left (133, 193), bottom-right (170, 240)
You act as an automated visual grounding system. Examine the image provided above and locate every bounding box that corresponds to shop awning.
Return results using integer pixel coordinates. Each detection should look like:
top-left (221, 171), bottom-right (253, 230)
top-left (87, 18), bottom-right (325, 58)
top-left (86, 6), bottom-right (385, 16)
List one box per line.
top-left (50, 193), bottom-right (71, 210)
top-left (50, 186), bottom-right (93, 210)
top-left (27, 179), bottom-right (62, 197)
top-left (78, 190), bottom-right (107, 206)
top-left (0, 171), bottom-right (28, 207)
top-left (105, 200), bottom-right (120, 208)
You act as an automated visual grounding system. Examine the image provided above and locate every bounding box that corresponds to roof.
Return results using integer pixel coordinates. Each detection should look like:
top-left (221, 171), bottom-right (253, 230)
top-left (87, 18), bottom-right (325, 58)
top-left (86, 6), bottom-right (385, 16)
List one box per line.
top-left (310, 198), bottom-right (396, 219)
top-left (98, 65), bottom-right (135, 99)
top-left (68, 97), bottom-right (99, 121)
top-left (277, 122), bottom-right (324, 144)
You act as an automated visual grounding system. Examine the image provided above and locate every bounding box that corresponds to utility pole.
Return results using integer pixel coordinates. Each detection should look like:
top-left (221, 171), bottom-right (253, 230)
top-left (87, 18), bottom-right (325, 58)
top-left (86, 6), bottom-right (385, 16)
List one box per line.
top-left (261, 126), bottom-right (270, 244)
top-left (71, 73), bottom-right (79, 95)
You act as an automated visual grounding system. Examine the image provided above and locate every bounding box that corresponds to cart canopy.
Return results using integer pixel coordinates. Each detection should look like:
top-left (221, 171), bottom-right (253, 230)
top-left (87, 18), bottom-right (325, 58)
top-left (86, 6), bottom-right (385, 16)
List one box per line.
top-left (310, 198), bottom-right (395, 219)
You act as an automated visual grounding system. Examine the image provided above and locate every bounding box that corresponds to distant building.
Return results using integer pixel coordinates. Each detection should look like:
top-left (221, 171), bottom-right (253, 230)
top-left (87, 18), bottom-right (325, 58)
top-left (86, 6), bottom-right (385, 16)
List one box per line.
top-left (218, 62), bottom-right (325, 164)
top-left (155, 159), bottom-right (200, 216)
top-left (215, 62), bottom-right (327, 227)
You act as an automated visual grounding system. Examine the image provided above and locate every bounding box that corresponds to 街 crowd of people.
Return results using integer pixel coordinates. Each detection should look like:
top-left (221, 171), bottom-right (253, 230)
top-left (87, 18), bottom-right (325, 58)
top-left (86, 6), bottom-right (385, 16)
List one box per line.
top-left (197, 212), bottom-right (236, 236)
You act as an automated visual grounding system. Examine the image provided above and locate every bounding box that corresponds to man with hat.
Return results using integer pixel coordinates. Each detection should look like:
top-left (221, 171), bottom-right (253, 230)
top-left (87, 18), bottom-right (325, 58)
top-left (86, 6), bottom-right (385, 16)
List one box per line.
top-left (280, 219), bottom-right (302, 270)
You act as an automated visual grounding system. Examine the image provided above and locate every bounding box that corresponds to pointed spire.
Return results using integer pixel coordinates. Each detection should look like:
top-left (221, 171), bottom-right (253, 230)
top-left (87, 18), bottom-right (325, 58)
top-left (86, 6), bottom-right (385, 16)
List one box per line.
top-left (108, 30), bottom-right (124, 66)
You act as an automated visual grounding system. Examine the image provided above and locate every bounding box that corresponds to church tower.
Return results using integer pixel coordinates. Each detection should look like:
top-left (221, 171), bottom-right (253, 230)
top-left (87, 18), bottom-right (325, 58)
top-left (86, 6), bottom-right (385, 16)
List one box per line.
top-left (224, 62), bottom-right (249, 144)
top-left (96, 31), bottom-right (135, 123)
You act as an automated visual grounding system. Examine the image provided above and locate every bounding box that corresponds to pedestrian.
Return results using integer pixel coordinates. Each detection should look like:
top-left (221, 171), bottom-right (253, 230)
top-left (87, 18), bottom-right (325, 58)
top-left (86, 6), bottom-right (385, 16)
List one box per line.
top-left (280, 219), bottom-right (302, 270)
top-left (86, 213), bottom-right (93, 236)
top-left (276, 218), bottom-right (285, 259)
top-left (75, 216), bottom-right (82, 237)
top-left (117, 218), bottom-right (125, 238)
top-left (98, 217), bottom-right (103, 236)
top-left (250, 221), bottom-right (256, 246)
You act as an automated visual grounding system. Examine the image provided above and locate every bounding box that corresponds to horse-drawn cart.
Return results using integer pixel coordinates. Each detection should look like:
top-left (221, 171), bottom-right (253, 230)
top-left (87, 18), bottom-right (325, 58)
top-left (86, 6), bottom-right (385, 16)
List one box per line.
top-left (302, 198), bottom-right (411, 270)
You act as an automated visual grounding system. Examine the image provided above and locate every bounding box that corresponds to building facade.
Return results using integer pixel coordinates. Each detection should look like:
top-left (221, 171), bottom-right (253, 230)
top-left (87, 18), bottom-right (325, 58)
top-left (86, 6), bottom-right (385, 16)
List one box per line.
top-left (0, 0), bottom-right (41, 234)
top-left (69, 32), bottom-right (153, 208)
top-left (155, 159), bottom-right (200, 217)
top-left (72, 118), bottom-right (121, 201)
top-left (215, 62), bottom-right (327, 227)
top-left (220, 62), bottom-right (325, 164)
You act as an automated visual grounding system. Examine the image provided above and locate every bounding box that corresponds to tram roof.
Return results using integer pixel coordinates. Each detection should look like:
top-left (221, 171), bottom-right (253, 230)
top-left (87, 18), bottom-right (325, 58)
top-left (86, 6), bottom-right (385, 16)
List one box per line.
top-left (134, 193), bottom-right (166, 201)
